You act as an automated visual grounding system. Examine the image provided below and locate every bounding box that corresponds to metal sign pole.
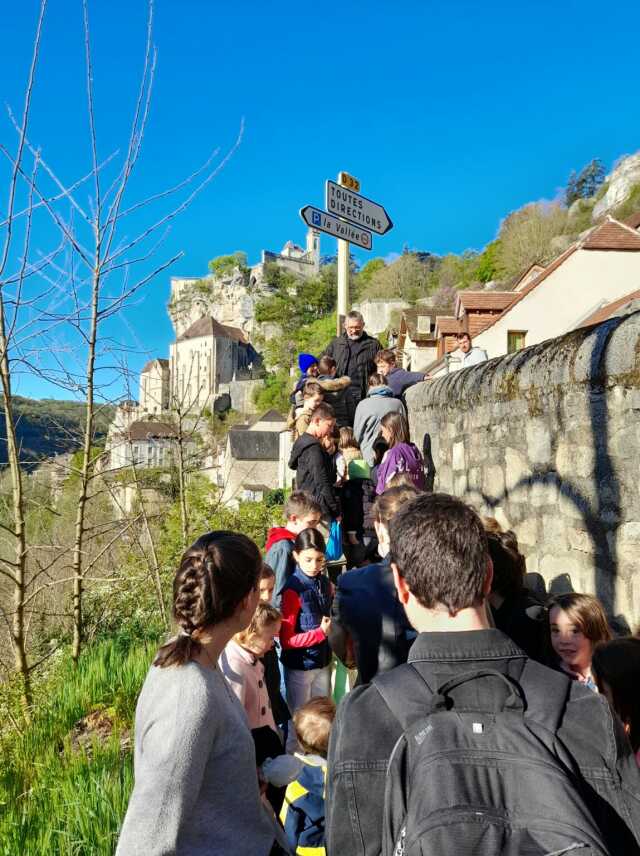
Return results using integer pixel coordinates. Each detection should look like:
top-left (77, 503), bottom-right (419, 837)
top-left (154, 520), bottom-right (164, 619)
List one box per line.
top-left (336, 172), bottom-right (350, 335)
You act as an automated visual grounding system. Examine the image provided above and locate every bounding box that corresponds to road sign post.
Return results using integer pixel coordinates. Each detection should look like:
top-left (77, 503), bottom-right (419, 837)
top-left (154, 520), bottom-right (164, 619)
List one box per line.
top-left (299, 206), bottom-right (372, 249)
top-left (325, 180), bottom-right (393, 235)
top-left (337, 173), bottom-right (350, 334)
top-left (299, 173), bottom-right (392, 335)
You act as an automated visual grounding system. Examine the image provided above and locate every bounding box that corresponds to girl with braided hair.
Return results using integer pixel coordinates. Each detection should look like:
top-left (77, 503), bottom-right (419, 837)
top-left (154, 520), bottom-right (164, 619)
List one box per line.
top-left (116, 531), bottom-right (283, 856)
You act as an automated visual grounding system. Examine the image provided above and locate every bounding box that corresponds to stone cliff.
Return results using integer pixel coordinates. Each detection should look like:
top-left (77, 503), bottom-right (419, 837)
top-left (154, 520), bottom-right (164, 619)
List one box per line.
top-left (168, 268), bottom-right (267, 339)
top-left (593, 152), bottom-right (640, 220)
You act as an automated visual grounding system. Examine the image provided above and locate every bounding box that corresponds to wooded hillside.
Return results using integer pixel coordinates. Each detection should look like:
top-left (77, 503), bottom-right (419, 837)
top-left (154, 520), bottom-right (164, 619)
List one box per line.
top-left (0, 398), bottom-right (114, 466)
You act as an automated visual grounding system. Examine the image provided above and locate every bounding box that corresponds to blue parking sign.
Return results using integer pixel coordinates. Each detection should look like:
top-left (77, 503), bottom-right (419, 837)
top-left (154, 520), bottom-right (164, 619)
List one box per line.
top-left (312, 210), bottom-right (321, 226)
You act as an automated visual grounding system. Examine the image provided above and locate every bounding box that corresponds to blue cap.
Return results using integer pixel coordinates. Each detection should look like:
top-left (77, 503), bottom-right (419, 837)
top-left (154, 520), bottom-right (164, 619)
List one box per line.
top-left (298, 353), bottom-right (318, 374)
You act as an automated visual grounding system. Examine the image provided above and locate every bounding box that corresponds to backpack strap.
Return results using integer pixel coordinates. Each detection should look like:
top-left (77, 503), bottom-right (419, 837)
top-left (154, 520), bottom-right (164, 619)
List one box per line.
top-left (373, 664), bottom-right (434, 730)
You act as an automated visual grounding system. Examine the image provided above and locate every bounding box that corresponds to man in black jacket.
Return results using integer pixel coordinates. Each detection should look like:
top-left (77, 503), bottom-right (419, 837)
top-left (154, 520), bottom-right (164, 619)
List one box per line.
top-left (326, 492), bottom-right (640, 856)
top-left (329, 485), bottom-right (419, 684)
top-left (288, 403), bottom-right (340, 521)
top-left (323, 310), bottom-right (381, 425)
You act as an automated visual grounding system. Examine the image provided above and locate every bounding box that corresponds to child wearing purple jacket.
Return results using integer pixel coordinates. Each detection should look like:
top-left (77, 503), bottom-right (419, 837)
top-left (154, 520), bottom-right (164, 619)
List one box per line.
top-left (375, 411), bottom-right (426, 494)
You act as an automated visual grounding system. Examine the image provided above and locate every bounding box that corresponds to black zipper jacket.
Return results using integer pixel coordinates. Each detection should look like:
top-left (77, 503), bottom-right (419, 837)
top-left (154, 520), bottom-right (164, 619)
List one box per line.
top-left (326, 629), bottom-right (640, 856)
top-left (288, 433), bottom-right (340, 520)
top-left (323, 333), bottom-right (381, 416)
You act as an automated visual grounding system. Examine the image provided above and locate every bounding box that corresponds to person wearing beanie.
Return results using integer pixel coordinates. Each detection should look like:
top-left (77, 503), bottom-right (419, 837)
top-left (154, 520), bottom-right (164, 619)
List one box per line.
top-left (291, 354), bottom-right (320, 406)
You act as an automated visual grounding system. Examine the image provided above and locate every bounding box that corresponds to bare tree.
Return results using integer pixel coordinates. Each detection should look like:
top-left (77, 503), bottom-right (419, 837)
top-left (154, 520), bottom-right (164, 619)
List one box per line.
top-left (0, 0), bottom-right (48, 714)
top-left (0, 0), bottom-right (243, 692)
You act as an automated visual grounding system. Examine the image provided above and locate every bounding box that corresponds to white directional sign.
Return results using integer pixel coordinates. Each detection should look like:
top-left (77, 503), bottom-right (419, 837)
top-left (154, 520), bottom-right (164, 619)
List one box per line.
top-left (325, 180), bottom-right (393, 235)
top-left (300, 205), bottom-right (372, 250)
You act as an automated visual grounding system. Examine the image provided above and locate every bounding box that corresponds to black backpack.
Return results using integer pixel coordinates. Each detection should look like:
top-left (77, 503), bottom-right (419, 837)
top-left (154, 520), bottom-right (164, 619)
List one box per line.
top-left (373, 661), bottom-right (611, 856)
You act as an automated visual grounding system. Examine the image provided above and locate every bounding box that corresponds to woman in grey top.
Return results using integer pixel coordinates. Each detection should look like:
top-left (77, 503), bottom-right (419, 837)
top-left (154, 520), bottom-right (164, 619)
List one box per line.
top-left (116, 531), bottom-right (279, 856)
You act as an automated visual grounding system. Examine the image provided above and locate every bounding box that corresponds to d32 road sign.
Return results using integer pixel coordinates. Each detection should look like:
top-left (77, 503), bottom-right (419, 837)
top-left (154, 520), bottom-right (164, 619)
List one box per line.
top-left (326, 180), bottom-right (393, 235)
top-left (300, 205), bottom-right (372, 250)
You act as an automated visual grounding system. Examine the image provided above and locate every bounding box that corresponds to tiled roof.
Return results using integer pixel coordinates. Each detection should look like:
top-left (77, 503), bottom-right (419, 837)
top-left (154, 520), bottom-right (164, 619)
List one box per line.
top-left (582, 218), bottom-right (640, 251)
top-left (128, 421), bottom-right (176, 440)
top-left (178, 316), bottom-right (247, 343)
top-left (457, 291), bottom-right (517, 312)
top-left (579, 289), bottom-right (640, 327)
top-left (141, 358), bottom-right (169, 373)
top-left (435, 316), bottom-right (461, 335)
top-left (466, 315), bottom-right (503, 338)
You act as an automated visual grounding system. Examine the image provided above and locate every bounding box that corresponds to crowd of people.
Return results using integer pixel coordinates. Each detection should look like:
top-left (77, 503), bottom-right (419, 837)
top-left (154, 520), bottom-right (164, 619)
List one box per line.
top-left (116, 311), bottom-right (640, 856)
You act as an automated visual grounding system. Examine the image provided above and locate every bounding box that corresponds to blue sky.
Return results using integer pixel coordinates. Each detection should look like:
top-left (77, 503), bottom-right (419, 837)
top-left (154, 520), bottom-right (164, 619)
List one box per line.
top-left (1, 0), bottom-right (640, 399)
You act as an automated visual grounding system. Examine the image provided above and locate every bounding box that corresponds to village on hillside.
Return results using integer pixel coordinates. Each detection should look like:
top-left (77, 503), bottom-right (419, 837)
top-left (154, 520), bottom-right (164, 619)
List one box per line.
top-left (96, 188), bottom-right (640, 513)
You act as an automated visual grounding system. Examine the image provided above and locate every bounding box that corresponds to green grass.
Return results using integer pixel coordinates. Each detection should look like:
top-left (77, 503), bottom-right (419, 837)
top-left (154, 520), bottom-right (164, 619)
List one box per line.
top-left (0, 634), bottom-right (157, 856)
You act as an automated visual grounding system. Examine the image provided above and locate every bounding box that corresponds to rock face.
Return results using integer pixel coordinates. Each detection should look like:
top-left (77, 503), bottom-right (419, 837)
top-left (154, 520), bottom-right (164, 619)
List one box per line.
top-left (405, 311), bottom-right (640, 631)
top-left (169, 269), bottom-right (269, 339)
top-left (593, 152), bottom-right (640, 219)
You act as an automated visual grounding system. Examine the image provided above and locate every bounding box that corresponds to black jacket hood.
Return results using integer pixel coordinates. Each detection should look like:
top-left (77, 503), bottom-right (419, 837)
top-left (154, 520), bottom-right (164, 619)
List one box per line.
top-left (288, 432), bottom-right (319, 470)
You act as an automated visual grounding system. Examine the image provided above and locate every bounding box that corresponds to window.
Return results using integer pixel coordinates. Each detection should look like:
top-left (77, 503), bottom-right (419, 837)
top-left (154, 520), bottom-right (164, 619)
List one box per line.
top-left (507, 330), bottom-right (527, 353)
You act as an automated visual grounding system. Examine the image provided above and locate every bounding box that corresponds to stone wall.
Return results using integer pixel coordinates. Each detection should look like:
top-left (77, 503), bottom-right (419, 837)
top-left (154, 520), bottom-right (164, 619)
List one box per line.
top-left (405, 312), bottom-right (640, 631)
top-left (353, 299), bottom-right (410, 335)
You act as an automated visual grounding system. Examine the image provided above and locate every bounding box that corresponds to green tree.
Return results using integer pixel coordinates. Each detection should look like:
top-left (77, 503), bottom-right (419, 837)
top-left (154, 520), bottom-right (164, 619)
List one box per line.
top-left (360, 253), bottom-right (432, 302)
top-left (496, 202), bottom-right (568, 280)
top-left (252, 368), bottom-right (292, 415)
top-left (475, 240), bottom-right (504, 283)
top-left (565, 159), bottom-right (606, 206)
top-left (208, 251), bottom-right (248, 278)
top-left (352, 258), bottom-right (386, 299)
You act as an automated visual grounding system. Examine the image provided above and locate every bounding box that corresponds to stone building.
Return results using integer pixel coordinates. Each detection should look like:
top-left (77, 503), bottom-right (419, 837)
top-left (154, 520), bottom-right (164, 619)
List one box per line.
top-left (397, 308), bottom-right (438, 371)
top-left (105, 419), bottom-right (177, 471)
top-left (169, 316), bottom-right (259, 414)
top-left (353, 298), bottom-right (411, 336)
top-left (139, 358), bottom-right (170, 414)
top-left (217, 409), bottom-right (290, 505)
top-left (249, 230), bottom-right (320, 289)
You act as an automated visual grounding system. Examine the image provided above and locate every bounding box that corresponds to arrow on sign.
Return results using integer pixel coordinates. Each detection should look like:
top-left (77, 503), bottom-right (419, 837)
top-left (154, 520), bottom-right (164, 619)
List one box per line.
top-left (326, 180), bottom-right (393, 235)
top-left (300, 206), bottom-right (373, 251)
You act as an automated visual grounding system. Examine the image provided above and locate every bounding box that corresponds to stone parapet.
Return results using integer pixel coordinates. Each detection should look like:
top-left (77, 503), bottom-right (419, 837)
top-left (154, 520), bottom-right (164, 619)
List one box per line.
top-left (405, 311), bottom-right (640, 631)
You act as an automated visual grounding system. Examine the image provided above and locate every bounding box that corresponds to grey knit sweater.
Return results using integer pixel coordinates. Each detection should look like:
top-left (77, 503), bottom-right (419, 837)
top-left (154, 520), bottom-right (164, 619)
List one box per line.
top-left (116, 660), bottom-right (275, 855)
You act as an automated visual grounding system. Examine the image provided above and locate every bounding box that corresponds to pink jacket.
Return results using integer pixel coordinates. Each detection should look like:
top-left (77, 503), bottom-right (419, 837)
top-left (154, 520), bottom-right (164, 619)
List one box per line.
top-left (219, 640), bottom-right (278, 732)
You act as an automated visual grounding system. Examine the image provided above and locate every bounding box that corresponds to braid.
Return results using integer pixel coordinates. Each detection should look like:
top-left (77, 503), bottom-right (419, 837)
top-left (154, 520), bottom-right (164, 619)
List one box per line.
top-left (154, 531), bottom-right (262, 668)
top-left (173, 556), bottom-right (206, 634)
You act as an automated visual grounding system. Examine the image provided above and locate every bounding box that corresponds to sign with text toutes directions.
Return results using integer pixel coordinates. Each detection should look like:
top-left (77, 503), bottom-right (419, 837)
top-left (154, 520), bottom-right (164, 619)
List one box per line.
top-left (300, 205), bottom-right (372, 250)
top-left (325, 180), bottom-right (393, 235)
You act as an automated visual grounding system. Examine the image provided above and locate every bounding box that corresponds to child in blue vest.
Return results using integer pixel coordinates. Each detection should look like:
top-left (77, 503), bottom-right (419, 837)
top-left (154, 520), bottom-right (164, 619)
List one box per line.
top-left (280, 696), bottom-right (336, 855)
top-left (280, 528), bottom-right (332, 714)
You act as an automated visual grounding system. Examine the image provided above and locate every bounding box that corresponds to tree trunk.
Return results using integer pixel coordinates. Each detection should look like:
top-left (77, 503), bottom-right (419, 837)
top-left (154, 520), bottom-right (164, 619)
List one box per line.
top-left (71, 264), bottom-right (99, 664)
top-left (176, 428), bottom-right (189, 549)
top-left (0, 319), bottom-right (31, 715)
top-left (130, 454), bottom-right (168, 627)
